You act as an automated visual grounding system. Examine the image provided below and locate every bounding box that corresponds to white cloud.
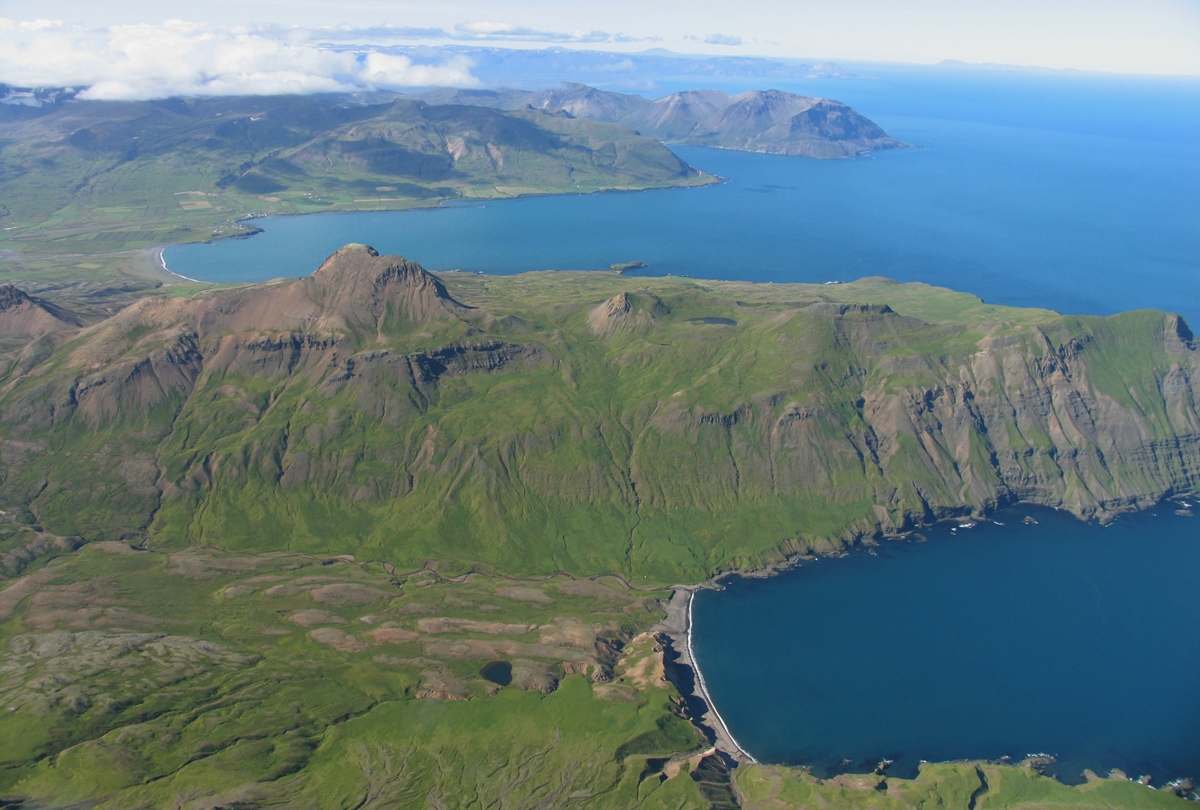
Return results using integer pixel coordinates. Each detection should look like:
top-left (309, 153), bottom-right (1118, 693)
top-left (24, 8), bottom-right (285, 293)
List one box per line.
top-left (704, 34), bottom-right (742, 46)
top-left (457, 21), bottom-right (519, 35)
top-left (0, 19), bottom-right (480, 98)
top-left (361, 51), bottom-right (476, 86)
top-left (452, 21), bottom-right (623, 43)
top-left (18, 19), bottom-right (63, 32)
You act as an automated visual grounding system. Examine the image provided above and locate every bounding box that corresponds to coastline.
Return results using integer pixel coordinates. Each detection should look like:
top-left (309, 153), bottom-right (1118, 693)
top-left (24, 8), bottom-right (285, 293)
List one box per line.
top-left (152, 172), bottom-right (721, 278)
top-left (154, 245), bottom-right (205, 284)
top-left (656, 587), bottom-right (758, 764)
top-left (685, 590), bottom-right (759, 765)
top-left (660, 497), bottom-right (1200, 795)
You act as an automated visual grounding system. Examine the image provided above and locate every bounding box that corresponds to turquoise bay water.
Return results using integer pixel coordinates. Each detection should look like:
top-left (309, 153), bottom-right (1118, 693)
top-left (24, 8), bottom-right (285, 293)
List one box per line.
top-left (691, 506), bottom-right (1200, 783)
top-left (166, 71), bottom-right (1200, 326)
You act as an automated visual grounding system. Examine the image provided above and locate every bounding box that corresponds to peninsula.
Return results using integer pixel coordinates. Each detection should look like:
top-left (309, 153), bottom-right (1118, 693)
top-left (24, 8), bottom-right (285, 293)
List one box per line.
top-left (0, 246), bottom-right (1196, 809)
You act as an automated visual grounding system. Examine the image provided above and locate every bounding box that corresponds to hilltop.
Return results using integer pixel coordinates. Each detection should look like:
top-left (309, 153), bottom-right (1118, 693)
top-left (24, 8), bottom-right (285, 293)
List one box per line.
top-left (0, 285), bottom-right (84, 336)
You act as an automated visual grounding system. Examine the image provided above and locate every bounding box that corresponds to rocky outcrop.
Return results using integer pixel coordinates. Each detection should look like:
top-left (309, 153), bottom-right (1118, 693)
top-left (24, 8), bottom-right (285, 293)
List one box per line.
top-left (194, 244), bottom-right (471, 337)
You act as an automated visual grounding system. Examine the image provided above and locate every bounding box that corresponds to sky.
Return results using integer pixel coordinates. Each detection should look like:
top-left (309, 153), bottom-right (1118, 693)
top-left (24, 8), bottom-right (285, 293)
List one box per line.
top-left (0, 0), bottom-right (1197, 98)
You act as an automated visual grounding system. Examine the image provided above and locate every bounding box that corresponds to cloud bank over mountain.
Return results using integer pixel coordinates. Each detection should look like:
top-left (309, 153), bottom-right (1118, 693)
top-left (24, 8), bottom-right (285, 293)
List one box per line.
top-left (0, 19), bottom-right (480, 99)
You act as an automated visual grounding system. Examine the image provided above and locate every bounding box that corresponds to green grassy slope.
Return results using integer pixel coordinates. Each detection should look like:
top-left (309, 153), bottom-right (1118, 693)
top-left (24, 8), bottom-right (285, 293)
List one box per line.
top-left (0, 251), bottom-right (1195, 586)
top-left (0, 542), bottom-right (708, 808)
top-left (0, 94), bottom-right (711, 259)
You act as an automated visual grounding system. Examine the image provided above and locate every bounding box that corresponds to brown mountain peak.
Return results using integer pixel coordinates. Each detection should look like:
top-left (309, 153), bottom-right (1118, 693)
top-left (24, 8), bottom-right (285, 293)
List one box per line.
top-left (0, 285), bottom-right (33, 311)
top-left (301, 244), bottom-right (468, 328)
top-left (0, 285), bottom-right (84, 335)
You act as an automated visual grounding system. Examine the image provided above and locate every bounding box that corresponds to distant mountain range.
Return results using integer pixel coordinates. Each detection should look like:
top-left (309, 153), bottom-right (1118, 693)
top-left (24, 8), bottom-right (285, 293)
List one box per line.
top-left (415, 83), bottom-right (906, 158)
top-left (937, 59), bottom-right (1086, 74)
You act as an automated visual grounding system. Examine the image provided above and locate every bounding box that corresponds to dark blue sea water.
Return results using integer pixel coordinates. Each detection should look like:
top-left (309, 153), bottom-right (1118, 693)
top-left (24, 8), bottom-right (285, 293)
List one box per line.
top-left (690, 505), bottom-right (1200, 783)
top-left (165, 68), bottom-right (1200, 326)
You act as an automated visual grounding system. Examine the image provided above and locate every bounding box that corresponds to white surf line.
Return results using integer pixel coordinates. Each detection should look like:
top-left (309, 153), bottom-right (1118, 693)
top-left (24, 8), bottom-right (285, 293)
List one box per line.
top-left (157, 247), bottom-right (203, 283)
top-left (686, 589), bottom-right (759, 764)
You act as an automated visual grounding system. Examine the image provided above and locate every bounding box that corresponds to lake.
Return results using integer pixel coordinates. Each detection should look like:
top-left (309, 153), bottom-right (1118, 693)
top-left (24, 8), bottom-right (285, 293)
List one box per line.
top-left (690, 505), bottom-right (1200, 784)
top-left (164, 69), bottom-right (1200, 327)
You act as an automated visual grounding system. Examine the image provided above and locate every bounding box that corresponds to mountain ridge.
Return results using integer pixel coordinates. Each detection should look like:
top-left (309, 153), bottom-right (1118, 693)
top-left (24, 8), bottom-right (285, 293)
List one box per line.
top-left (0, 247), bottom-right (1195, 582)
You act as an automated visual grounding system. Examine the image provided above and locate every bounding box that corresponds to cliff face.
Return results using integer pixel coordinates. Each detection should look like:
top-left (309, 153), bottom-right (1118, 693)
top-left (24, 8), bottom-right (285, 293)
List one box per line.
top-left (0, 250), bottom-right (1195, 581)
